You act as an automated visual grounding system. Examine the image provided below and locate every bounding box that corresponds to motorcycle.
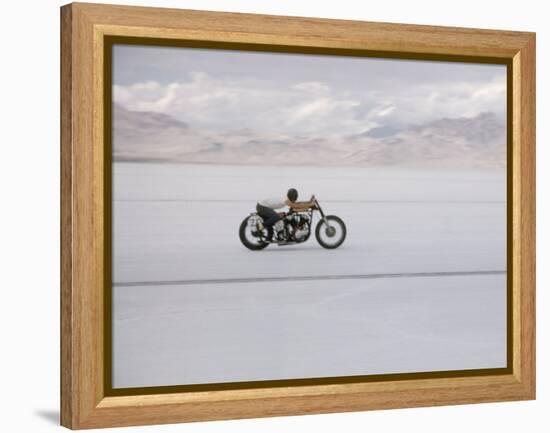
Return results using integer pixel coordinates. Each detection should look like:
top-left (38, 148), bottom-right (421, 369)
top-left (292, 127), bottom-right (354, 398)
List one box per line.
top-left (239, 196), bottom-right (346, 250)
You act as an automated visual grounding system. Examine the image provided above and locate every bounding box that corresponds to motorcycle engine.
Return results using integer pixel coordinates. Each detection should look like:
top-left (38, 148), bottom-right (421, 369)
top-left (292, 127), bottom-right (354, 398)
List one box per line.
top-left (294, 228), bottom-right (309, 241)
top-left (292, 214), bottom-right (310, 241)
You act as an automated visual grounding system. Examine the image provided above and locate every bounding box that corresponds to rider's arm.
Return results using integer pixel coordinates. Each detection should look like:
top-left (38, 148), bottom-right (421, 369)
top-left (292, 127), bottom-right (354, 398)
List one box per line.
top-left (286, 199), bottom-right (315, 211)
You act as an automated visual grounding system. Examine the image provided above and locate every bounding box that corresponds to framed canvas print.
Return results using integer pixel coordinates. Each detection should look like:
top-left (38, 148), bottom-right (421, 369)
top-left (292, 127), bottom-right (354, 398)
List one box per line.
top-left (60, 3), bottom-right (535, 429)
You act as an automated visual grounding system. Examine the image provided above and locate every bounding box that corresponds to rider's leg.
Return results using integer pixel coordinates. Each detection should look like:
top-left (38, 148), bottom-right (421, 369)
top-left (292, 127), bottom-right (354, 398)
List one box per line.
top-left (256, 203), bottom-right (280, 227)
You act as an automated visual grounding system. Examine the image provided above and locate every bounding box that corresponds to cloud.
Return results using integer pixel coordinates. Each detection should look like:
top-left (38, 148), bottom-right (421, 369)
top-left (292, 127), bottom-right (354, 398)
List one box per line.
top-left (371, 105), bottom-right (396, 118)
top-left (292, 81), bottom-right (330, 93)
top-left (113, 70), bottom-right (506, 138)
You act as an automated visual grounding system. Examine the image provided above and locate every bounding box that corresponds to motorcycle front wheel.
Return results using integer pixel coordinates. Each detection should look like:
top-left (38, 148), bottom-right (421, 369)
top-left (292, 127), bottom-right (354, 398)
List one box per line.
top-left (315, 215), bottom-right (346, 249)
top-left (239, 216), bottom-right (273, 250)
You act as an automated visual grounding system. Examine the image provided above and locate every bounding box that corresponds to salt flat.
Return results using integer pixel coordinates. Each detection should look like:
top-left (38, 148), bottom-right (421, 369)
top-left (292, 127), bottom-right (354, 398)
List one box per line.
top-left (112, 162), bottom-right (507, 388)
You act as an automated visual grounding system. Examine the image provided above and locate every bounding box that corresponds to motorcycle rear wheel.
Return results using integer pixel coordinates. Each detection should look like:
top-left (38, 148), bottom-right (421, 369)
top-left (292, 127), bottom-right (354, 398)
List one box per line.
top-left (239, 217), bottom-right (272, 250)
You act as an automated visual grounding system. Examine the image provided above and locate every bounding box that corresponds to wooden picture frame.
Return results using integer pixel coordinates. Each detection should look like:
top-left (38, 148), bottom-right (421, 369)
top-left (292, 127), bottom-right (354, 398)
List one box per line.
top-left (60, 2), bottom-right (535, 429)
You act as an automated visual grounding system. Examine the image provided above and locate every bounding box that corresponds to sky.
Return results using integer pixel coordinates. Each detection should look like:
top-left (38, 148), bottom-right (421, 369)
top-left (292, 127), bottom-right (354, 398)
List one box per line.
top-left (112, 44), bottom-right (507, 138)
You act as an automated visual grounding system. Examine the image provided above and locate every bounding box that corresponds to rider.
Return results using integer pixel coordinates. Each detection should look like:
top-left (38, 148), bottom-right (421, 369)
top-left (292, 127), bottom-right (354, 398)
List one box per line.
top-left (256, 188), bottom-right (316, 237)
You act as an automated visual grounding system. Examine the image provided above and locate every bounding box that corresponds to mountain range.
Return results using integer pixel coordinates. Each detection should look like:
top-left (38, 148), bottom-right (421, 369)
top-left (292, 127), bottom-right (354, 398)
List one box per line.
top-left (113, 103), bottom-right (505, 168)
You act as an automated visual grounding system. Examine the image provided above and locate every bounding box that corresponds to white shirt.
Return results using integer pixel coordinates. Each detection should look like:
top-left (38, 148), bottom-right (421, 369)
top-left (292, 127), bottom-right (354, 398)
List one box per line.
top-left (259, 197), bottom-right (287, 209)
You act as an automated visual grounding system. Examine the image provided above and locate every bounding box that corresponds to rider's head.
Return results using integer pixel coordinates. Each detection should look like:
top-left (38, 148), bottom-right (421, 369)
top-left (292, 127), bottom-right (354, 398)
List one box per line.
top-left (287, 188), bottom-right (298, 203)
